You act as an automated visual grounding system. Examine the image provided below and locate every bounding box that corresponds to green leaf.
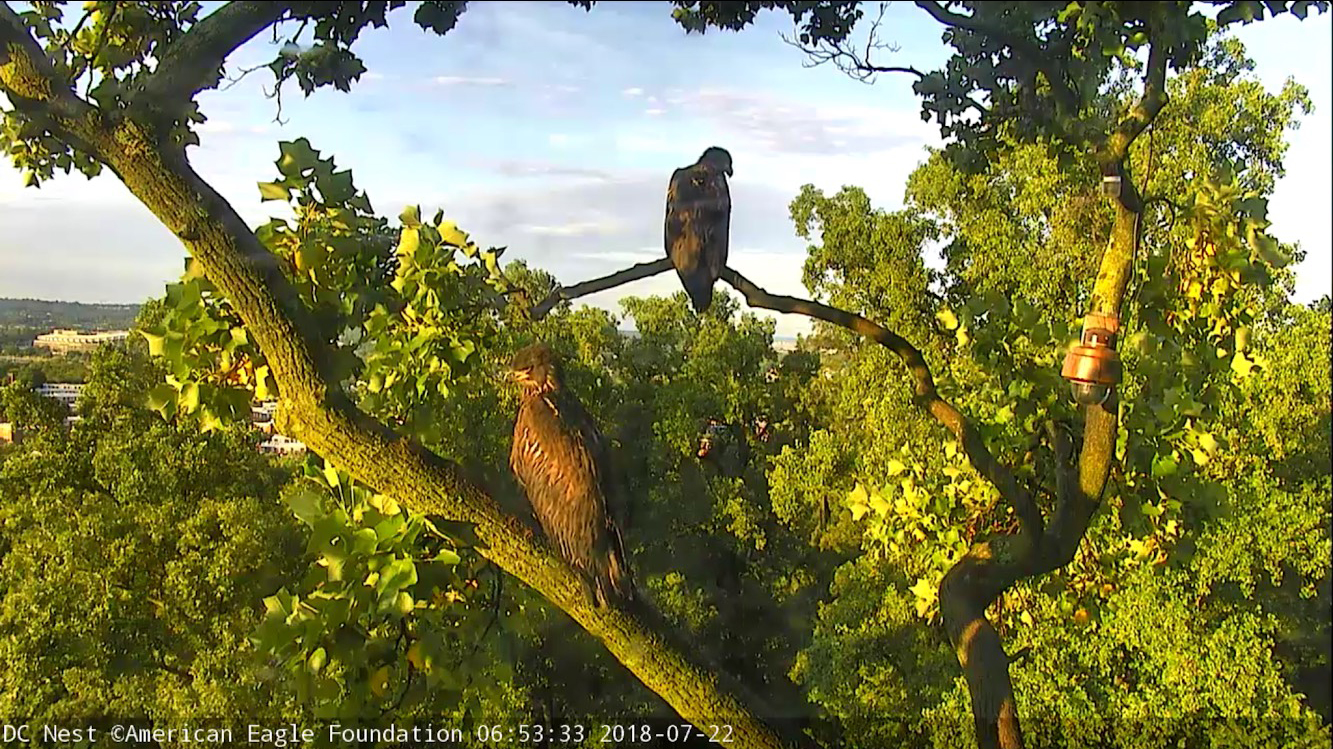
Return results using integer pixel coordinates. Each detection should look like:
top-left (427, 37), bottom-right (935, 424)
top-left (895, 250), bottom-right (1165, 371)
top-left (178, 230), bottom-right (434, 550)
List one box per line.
top-left (392, 591), bottom-right (414, 617)
top-left (316, 169), bottom-right (355, 203)
top-left (351, 528), bottom-right (378, 557)
top-left (287, 485), bottom-right (326, 526)
top-left (1217, 0), bottom-right (1266, 24)
top-left (179, 382), bottom-right (201, 413)
top-left (936, 307), bottom-right (959, 330)
top-left (1152, 453), bottom-right (1179, 478)
top-left (1231, 351), bottom-right (1259, 377)
top-left (439, 221), bottom-right (469, 247)
top-left (848, 483), bottom-right (869, 505)
top-left (376, 558), bottom-right (418, 596)
top-left (432, 548), bottom-right (462, 566)
top-left (869, 491), bottom-right (891, 518)
top-left (400, 204), bottom-right (422, 229)
top-left (146, 384), bottom-right (177, 418)
top-left (322, 461), bottom-right (341, 490)
top-left (257, 181), bottom-right (291, 201)
top-left (887, 459), bottom-right (907, 476)
top-left (308, 647), bottom-right (328, 672)
top-left (909, 577), bottom-right (937, 617)
top-left (276, 138), bottom-right (320, 178)
top-left (141, 330), bottom-right (166, 357)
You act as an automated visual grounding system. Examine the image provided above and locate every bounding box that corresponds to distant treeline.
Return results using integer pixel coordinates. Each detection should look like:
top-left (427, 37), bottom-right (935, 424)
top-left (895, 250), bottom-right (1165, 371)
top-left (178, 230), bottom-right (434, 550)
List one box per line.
top-left (0, 298), bottom-right (140, 330)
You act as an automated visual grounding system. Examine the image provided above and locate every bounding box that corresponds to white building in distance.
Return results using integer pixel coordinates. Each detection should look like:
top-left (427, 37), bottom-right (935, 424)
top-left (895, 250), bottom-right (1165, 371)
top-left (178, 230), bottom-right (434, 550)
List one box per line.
top-left (34, 329), bottom-right (130, 353)
top-left (36, 382), bottom-right (84, 409)
top-left (259, 434), bottom-right (307, 456)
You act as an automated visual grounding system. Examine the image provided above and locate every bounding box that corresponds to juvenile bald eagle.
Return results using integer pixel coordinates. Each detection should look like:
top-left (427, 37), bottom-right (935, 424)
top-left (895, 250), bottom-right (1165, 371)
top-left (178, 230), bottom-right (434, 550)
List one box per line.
top-left (509, 343), bottom-right (634, 607)
top-left (665, 146), bottom-right (733, 314)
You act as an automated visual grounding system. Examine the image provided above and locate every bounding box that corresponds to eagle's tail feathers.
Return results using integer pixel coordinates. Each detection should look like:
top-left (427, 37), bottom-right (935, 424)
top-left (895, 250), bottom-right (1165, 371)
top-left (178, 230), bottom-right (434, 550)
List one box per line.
top-left (593, 529), bottom-right (636, 608)
top-left (676, 269), bottom-right (714, 314)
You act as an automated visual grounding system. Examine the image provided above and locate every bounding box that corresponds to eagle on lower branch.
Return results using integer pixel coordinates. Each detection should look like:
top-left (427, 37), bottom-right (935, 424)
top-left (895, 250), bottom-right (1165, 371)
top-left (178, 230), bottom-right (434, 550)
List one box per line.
top-left (666, 146), bottom-right (732, 314)
top-left (508, 343), bottom-right (635, 607)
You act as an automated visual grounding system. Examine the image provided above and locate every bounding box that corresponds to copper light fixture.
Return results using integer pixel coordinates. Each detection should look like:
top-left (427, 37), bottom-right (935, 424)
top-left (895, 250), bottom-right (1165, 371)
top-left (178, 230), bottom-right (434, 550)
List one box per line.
top-left (1062, 312), bottom-right (1122, 406)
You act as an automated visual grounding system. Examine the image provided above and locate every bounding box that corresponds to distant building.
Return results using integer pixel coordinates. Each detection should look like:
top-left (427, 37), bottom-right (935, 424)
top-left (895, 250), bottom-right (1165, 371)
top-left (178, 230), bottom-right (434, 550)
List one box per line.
top-left (252, 400), bottom-right (306, 455)
top-left (259, 434), bottom-right (307, 456)
top-left (252, 400), bottom-right (278, 422)
top-left (36, 382), bottom-right (84, 408)
top-left (0, 422), bottom-right (16, 444)
top-left (34, 329), bottom-right (130, 353)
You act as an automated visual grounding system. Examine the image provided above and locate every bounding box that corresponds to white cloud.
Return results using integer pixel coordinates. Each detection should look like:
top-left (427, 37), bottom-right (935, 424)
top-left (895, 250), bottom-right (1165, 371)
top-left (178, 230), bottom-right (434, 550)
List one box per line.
top-left (521, 219), bottom-right (626, 238)
top-left (622, 87), bottom-right (644, 97)
top-left (431, 75), bottom-right (510, 86)
top-left (644, 108), bottom-right (666, 117)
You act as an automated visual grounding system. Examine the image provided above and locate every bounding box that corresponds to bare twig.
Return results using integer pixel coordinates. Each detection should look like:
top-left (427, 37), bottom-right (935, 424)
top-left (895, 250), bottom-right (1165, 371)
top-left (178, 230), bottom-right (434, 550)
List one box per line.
top-left (782, 2), bottom-right (925, 83)
top-left (531, 257), bottom-right (674, 320)
top-left (82, 2), bottom-right (117, 99)
top-left (219, 60), bottom-right (271, 92)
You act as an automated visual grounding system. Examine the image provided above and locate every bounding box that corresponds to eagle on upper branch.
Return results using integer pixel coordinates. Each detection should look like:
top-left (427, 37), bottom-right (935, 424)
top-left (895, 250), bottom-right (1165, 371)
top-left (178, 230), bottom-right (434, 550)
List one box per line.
top-left (665, 146), bottom-right (733, 314)
top-left (508, 343), bottom-right (634, 607)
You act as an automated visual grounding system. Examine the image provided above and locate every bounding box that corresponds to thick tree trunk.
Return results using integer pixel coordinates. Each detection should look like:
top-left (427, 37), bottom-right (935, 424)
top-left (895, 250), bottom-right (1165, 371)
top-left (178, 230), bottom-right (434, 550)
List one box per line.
top-left (938, 193), bottom-right (1143, 749)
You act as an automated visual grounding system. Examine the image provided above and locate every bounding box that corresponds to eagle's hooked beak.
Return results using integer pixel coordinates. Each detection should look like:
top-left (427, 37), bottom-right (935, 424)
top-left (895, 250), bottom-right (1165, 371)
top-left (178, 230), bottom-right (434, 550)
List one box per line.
top-left (725, 165), bottom-right (733, 177)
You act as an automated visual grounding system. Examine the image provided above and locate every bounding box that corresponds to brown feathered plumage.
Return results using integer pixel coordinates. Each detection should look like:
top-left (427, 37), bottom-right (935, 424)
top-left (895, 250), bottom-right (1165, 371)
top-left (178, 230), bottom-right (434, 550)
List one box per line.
top-left (508, 343), bottom-right (634, 607)
top-left (665, 146), bottom-right (733, 314)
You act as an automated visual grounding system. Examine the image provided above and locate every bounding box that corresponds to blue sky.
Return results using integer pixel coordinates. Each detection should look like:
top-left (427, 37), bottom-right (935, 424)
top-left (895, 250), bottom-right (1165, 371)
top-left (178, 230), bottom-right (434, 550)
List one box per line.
top-left (0, 2), bottom-right (1328, 337)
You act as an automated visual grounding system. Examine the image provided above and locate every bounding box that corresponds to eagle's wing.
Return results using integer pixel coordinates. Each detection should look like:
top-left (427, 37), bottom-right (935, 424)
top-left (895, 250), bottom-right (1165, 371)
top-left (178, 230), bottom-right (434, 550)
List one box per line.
top-left (665, 166), bottom-right (701, 273)
top-left (510, 394), bottom-right (610, 568)
top-left (709, 174), bottom-right (731, 279)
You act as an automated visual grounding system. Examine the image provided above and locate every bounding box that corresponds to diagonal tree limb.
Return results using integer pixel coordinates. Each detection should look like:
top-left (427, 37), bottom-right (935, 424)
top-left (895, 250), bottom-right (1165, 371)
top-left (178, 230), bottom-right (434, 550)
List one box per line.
top-left (0, 16), bottom-right (813, 749)
top-left (719, 266), bottom-right (1050, 749)
top-left (531, 257), bottom-right (674, 320)
top-left (0, 3), bottom-right (100, 124)
top-left (130, 1), bottom-right (292, 114)
top-left (718, 267), bottom-right (1042, 544)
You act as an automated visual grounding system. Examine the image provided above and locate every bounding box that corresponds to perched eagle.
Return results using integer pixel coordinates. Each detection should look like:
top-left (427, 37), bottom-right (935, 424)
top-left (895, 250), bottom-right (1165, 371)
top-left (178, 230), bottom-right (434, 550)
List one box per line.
top-left (508, 343), bottom-right (634, 607)
top-left (665, 146), bottom-right (733, 314)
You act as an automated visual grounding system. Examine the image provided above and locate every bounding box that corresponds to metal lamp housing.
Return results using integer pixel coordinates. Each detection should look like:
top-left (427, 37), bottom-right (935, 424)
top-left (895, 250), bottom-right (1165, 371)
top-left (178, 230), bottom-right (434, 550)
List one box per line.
top-left (1062, 313), bottom-right (1122, 406)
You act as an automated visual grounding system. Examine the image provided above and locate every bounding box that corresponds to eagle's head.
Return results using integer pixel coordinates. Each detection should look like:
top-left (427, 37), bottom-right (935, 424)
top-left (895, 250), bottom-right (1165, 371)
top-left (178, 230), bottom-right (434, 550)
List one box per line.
top-left (509, 343), bottom-right (562, 394)
top-left (698, 146), bottom-right (733, 177)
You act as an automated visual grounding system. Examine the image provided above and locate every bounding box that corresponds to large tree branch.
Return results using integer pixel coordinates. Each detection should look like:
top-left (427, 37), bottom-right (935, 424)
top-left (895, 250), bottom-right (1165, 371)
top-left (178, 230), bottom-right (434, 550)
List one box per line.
top-left (1104, 35), bottom-right (1169, 165)
top-left (720, 266), bottom-right (1046, 749)
top-left (0, 3), bottom-right (98, 123)
top-left (718, 267), bottom-right (1042, 544)
top-left (0, 15), bottom-right (812, 748)
top-left (933, 63), bottom-right (1166, 745)
top-left (131, 1), bottom-right (291, 113)
top-left (531, 257), bottom-right (674, 320)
